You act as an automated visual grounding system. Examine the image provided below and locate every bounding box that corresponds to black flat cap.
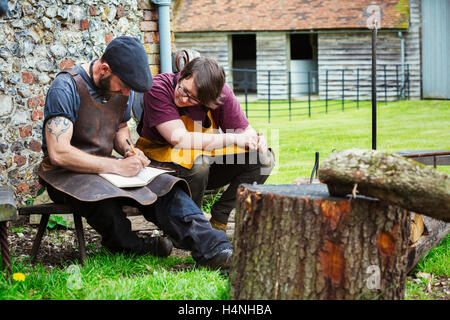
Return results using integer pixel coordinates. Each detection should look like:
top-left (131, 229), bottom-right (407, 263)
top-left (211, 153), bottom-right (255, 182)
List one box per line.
top-left (102, 36), bottom-right (152, 92)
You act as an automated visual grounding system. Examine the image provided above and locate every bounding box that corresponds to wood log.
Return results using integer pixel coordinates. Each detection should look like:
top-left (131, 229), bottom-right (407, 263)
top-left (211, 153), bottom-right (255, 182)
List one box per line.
top-left (410, 213), bottom-right (424, 244)
top-left (318, 149), bottom-right (450, 222)
top-left (230, 184), bottom-right (411, 300)
top-left (406, 215), bottom-right (450, 273)
top-left (0, 186), bottom-right (17, 222)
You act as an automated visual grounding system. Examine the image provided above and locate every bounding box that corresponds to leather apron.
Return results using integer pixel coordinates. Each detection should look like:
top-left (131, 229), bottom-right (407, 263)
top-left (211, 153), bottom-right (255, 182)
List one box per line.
top-left (38, 67), bottom-right (189, 205)
top-left (136, 74), bottom-right (247, 169)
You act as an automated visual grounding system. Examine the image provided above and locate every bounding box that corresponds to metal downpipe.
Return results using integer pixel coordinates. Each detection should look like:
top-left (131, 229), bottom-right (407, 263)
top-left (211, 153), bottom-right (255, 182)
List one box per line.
top-left (151, 0), bottom-right (172, 73)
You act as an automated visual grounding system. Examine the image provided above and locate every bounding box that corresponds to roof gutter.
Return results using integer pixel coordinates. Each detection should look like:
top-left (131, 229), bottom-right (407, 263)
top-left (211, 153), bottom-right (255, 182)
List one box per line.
top-left (151, 0), bottom-right (172, 73)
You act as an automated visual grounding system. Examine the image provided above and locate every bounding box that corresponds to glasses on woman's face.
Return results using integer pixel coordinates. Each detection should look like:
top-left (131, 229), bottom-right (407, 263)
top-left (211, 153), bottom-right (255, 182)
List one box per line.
top-left (177, 81), bottom-right (200, 105)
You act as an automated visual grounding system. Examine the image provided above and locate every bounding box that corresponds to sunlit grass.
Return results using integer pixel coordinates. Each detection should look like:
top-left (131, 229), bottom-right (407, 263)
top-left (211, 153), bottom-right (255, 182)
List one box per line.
top-left (247, 99), bottom-right (450, 184)
top-left (0, 249), bottom-right (229, 300)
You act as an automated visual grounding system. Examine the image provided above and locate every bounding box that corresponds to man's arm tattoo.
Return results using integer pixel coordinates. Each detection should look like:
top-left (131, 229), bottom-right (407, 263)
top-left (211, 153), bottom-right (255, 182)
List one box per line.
top-left (47, 117), bottom-right (70, 142)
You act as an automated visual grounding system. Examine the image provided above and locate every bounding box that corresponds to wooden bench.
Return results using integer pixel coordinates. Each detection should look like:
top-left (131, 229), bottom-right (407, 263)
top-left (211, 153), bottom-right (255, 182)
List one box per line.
top-left (17, 203), bottom-right (87, 263)
top-left (1, 186), bottom-right (148, 266)
top-left (17, 202), bottom-right (150, 264)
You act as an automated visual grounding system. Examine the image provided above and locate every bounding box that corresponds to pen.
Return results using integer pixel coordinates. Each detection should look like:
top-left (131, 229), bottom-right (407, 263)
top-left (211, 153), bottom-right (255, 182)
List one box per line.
top-left (126, 138), bottom-right (137, 155)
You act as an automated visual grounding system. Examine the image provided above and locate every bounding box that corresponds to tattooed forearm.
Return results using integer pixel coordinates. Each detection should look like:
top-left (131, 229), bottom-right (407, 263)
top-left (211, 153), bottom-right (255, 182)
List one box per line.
top-left (47, 117), bottom-right (71, 142)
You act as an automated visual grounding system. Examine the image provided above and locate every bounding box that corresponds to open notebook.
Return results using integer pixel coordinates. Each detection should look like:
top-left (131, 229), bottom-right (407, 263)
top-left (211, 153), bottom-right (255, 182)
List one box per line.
top-left (99, 166), bottom-right (172, 188)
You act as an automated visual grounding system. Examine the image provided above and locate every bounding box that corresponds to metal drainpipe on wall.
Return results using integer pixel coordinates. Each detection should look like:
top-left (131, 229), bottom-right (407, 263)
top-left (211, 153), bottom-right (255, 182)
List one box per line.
top-left (151, 0), bottom-right (172, 73)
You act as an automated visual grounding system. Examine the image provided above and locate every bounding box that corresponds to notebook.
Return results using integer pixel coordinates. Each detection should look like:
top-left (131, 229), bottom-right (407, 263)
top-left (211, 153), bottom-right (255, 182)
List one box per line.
top-left (99, 166), bottom-right (172, 188)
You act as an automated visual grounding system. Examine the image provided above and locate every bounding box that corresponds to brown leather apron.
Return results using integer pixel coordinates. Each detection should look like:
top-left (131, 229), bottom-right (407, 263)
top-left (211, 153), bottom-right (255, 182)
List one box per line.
top-left (38, 67), bottom-right (189, 205)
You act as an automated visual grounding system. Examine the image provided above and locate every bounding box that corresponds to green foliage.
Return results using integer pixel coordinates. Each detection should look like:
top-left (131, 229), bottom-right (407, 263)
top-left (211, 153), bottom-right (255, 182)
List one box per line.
top-left (47, 216), bottom-right (68, 229)
top-left (24, 188), bottom-right (46, 207)
top-left (11, 227), bottom-right (25, 233)
top-left (201, 187), bottom-right (224, 214)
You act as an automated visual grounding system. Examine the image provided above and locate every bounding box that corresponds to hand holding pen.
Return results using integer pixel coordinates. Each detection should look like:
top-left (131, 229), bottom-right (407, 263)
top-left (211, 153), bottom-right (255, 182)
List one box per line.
top-left (126, 138), bottom-right (137, 155)
top-left (125, 138), bottom-right (150, 167)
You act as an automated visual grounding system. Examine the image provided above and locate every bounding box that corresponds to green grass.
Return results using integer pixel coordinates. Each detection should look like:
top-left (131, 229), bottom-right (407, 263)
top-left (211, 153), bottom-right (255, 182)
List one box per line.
top-left (1, 99), bottom-right (449, 300)
top-left (405, 234), bottom-right (449, 300)
top-left (0, 249), bottom-right (229, 300)
top-left (413, 235), bottom-right (449, 276)
top-left (247, 99), bottom-right (450, 183)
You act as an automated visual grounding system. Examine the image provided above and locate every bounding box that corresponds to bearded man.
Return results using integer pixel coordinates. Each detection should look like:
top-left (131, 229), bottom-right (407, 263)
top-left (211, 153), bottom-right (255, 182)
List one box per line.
top-left (39, 36), bottom-right (232, 269)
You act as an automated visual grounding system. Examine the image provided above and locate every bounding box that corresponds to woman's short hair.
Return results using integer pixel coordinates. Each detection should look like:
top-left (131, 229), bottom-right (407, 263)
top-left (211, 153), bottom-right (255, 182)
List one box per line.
top-left (179, 56), bottom-right (225, 109)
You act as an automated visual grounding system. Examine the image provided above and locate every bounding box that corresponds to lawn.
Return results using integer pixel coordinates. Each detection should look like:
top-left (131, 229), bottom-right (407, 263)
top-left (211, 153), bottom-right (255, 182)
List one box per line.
top-left (1, 99), bottom-right (449, 300)
top-left (0, 253), bottom-right (229, 300)
top-left (247, 99), bottom-right (450, 183)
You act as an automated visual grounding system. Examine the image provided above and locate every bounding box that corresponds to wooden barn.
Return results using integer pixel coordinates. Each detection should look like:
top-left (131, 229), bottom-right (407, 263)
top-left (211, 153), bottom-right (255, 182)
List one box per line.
top-left (172, 0), bottom-right (450, 100)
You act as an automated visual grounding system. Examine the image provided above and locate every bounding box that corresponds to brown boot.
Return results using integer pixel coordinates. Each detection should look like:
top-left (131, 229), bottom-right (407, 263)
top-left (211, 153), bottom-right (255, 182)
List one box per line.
top-left (209, 217), bottom-right (227, 232)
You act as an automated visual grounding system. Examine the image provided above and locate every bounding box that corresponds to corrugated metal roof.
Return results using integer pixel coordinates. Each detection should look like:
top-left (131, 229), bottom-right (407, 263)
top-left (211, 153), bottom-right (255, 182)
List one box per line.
top-left (173, 0), bottom-right (410, 32)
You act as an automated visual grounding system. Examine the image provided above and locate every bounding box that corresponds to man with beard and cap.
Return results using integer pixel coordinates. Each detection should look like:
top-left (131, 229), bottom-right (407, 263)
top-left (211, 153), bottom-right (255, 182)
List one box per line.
top-left (39, 36), bottom-right (232, 269)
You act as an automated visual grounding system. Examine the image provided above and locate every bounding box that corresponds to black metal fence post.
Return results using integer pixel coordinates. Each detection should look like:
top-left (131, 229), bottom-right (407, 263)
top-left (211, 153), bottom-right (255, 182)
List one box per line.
top-left (288, 71), bottom-right (291, 121)
top-left (357, 68), bottom-right (360, 109)
top-left (244, 70), bottom-right (248, 117)
top-left (371, 26), bottom-right (377, 150)
top-left (308, 71), bottom-right (311, 118)
top-left (342, 69), bottom-right (345, 111)
top-left (384, 64), bottom-right (387, 104)
top-left (325, 70), bottom-right (328, 114)
top-left (407, 64), bottom-right (410, 100)
top-left (396, 65), bottom-right (399, 101)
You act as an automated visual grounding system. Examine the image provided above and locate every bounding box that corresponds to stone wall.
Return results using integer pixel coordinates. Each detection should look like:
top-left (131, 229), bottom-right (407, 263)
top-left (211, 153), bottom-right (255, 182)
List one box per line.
top-left (0, 0), bottom-right (161, 204)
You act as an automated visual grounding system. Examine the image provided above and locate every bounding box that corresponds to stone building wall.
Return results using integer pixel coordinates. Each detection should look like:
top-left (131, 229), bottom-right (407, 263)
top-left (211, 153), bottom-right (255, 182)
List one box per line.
top-left (0, 0), bottom-right (161, 204)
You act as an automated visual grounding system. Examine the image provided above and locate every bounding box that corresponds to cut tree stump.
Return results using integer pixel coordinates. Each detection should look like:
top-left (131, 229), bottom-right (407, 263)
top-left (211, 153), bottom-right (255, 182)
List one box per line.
top-left (230, 184), bottom-right (411, 300)
top-left (318, 149), bottom-right (450, 222)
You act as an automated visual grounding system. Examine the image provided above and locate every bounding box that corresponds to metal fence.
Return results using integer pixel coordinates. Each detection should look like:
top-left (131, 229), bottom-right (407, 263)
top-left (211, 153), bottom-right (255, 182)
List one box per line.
top-left (229, 64), bottom-right (410, 122)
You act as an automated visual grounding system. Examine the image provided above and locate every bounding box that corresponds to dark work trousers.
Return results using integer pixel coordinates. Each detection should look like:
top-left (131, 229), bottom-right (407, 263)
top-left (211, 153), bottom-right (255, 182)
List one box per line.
top-left (150, 151), bottom-right (275, 224)
top-left (46, 184), bottom-right (231, 262)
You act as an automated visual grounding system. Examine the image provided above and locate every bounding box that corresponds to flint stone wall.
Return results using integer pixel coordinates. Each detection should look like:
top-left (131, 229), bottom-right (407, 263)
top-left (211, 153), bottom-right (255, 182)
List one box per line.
top-left (0, 0), bottom-right (160, 204)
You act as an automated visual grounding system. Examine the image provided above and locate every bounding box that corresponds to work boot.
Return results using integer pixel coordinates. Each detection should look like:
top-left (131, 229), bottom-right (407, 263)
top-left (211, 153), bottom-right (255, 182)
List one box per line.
top-left (196, 248), bottom-right (233, 270)
top-left (141, 236), bottom-right (173, 257)
top-left (209, 217), bottom-right (227, 233)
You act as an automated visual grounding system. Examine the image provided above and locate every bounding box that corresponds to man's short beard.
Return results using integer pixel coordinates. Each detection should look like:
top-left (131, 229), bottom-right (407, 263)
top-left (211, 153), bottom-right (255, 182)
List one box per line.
top-left (98, 74), bottom-right (112, 91)
top-left (98, 74), bottom-right (123, 97)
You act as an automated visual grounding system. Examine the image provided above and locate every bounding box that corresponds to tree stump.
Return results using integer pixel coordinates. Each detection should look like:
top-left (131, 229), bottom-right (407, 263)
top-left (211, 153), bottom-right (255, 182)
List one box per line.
top-left (230, 184), bottom-right (411, 300)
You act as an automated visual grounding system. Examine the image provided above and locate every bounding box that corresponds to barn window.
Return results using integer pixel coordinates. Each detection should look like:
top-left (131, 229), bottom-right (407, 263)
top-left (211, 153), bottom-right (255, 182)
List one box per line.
top-left (232, 34), bottom-right (257, 92)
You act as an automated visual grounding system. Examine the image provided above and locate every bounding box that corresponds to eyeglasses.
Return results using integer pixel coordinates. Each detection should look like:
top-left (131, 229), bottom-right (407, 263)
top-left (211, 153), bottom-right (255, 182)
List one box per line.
top-left (177, 82), bottom-right (200, 104)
